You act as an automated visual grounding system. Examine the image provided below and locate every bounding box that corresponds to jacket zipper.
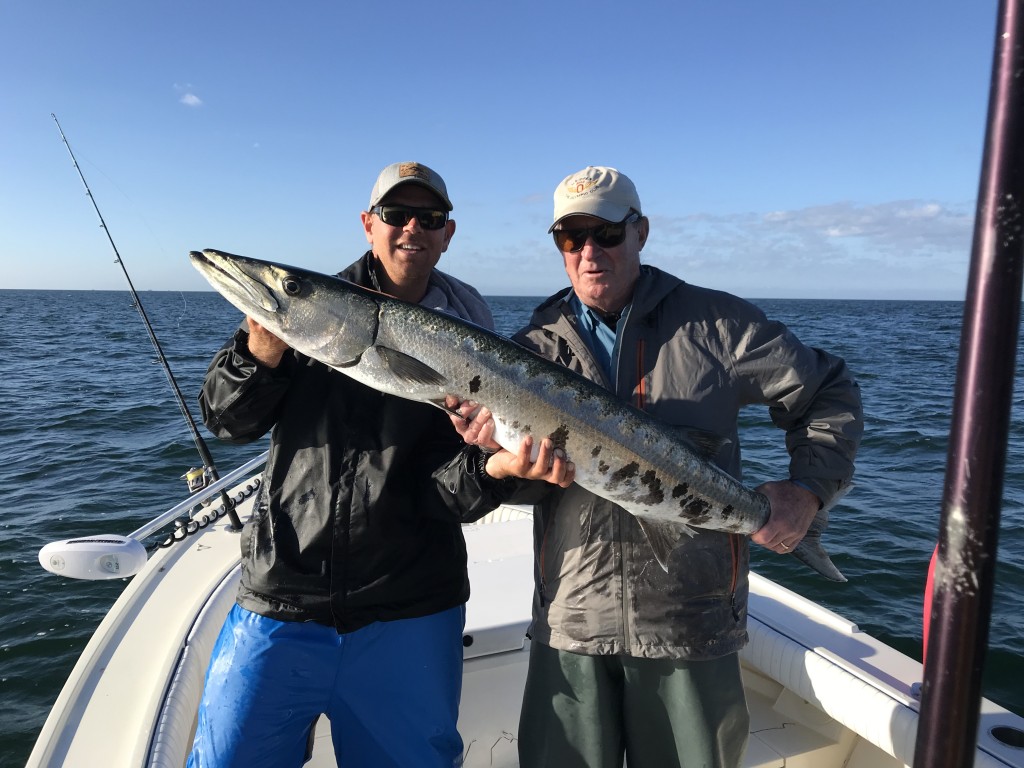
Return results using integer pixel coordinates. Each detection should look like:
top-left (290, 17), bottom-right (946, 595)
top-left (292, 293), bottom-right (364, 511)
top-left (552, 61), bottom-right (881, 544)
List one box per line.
top-left (538, 511), bottom-right (549, 607)
top-left (622, 339), bottom-right (647, 649)
top-left (729, 533), bottom-right (741, 621)
top-left (633, 338), bottom-right (646, 410)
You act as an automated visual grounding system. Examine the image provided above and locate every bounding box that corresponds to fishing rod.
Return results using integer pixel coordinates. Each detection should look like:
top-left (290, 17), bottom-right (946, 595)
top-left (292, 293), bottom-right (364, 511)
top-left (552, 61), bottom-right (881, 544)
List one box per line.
top-left (51, 113), bottom-right (242, 531)
top-left (913, 0), bottom-right (1024, 765)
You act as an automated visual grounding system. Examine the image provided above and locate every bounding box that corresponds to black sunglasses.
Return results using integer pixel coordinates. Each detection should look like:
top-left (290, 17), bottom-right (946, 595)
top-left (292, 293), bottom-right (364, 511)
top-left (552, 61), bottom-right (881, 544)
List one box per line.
top-left (552, 212), bottom-right (641, 253)
top-left (371, 205), bottom-right (449, 231)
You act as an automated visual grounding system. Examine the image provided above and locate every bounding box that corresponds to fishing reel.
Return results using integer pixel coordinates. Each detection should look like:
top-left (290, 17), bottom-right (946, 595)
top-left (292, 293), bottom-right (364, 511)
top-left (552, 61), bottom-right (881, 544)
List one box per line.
top-left (182, 466), bottom-right (213, 494)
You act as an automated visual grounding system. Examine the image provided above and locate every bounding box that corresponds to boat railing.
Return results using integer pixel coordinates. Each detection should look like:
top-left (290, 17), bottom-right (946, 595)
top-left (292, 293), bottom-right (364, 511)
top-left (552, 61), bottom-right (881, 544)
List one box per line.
top-left (127, 451), bottom-right (269, 542)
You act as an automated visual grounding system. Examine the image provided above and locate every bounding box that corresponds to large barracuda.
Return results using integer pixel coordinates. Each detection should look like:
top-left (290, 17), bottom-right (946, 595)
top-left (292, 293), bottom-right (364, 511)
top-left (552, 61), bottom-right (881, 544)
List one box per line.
top-left (190, 248), bottom-right (845, 582)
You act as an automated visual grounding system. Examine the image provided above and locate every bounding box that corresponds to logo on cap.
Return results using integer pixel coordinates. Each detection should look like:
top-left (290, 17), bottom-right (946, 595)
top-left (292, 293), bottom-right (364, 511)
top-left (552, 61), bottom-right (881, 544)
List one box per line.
top-left (566, 175), bottom-right (597, 197)
top-left (399, 163), bottom-right (431, 181)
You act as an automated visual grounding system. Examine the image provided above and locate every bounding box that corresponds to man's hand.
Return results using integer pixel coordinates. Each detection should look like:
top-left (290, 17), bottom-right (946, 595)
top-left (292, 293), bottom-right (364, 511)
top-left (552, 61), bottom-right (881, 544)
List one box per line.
top-left (751, 480), bottom-right (820, 555)
top-left (445, 396), bottom-right (575, 488)
top-left (447, 397), bottom-right (502, 451)
top-left (245, 317), bottom-right (289, 368)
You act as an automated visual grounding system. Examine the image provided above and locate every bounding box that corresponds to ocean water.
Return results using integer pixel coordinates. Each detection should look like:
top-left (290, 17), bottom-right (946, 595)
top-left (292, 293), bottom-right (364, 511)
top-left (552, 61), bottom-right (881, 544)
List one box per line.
top-left (1, 289), bottom-right (1022, 765)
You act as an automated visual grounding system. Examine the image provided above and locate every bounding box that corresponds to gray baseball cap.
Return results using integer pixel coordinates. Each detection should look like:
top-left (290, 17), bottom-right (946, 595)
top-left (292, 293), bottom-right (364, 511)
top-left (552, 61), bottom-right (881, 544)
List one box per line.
top-left (549, 166), bottom-right (642, 232)
top-left (368, 162), bottom-right (453, 211)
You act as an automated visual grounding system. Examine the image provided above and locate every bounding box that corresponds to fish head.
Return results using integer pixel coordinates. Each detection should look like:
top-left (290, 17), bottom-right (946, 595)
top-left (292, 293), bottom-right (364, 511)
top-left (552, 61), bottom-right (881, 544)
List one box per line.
top-left (190, 249), bottom-right (379, 366)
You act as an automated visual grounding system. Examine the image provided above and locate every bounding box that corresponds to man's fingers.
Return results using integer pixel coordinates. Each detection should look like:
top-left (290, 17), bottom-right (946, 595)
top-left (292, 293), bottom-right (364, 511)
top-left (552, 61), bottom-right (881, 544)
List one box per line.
top-left (516, 436), bottom-right (535, 464)
top-left (448, 400), bottom-right (502, 452)
top-left (486, 435), bottom-right (576, 488)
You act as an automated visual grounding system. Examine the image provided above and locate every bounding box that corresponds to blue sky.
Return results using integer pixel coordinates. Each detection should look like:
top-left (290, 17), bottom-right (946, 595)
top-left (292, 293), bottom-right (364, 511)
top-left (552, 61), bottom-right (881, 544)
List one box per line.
top-left (2, 1), bottom-right (1000, 299)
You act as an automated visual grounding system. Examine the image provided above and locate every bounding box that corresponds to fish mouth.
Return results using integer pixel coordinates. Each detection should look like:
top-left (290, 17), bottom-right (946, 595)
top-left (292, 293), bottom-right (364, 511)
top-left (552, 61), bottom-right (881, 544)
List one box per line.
top-left (190, 250), bottom-right (280, 314)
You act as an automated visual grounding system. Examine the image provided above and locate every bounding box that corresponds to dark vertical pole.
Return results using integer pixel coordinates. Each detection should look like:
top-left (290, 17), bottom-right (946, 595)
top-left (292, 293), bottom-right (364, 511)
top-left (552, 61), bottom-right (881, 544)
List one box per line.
top-left (914, 1), bottom-right (1024, 766)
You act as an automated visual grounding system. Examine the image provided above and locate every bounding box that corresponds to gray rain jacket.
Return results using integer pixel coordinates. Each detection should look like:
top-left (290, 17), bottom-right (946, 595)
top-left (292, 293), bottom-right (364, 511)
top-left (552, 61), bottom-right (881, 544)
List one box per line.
top-left (440, 265), bottom-right (863, 660)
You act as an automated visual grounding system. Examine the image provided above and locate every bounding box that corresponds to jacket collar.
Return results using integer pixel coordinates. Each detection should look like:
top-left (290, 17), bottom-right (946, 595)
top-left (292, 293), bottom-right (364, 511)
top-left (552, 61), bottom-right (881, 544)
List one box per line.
top-left (337, 251), bottom-right (377, 289)
top-left (530, 265), bottom-right (685, 332)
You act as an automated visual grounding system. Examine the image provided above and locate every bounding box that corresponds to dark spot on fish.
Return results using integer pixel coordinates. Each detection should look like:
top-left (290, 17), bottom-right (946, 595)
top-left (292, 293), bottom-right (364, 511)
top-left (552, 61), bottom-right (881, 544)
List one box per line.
top-left (682, 498), bottom-right (712, 525)
top-left (638, 470), bottom-right (664, 505)
top-left (617, 462), bottom-right (640, 479)
top-left (720, 505), bottom-right (735, 519)
top-left (608, 462), bottom-right (640, 489)
top-left (298, 489), bottom-right (316, 504)
top-left (592, 445), bottom-right (602, 457)
top-left (598, 461), bottom-right (610, 474)
top-left (469, 375), bottom-right (481, 394)
top-left (511, 420), bottom-right (521, 429)
top-left (550, 424), bottom-right (570, 451)
top-left (672, 483), bottom-right (689, 498)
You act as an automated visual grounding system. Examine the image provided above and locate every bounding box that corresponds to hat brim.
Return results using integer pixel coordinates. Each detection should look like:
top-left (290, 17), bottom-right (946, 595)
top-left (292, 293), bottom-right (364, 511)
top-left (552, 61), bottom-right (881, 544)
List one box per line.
top-left (372, 179), bottom-right (453, 211)
top-left (548, 206), bottom-right (634, 233)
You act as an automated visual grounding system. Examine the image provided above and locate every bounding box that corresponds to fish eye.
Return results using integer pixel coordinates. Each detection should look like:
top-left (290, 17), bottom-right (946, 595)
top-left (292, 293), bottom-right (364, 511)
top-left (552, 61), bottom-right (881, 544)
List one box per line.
top-left (282, 275), bottom-right (305, 296)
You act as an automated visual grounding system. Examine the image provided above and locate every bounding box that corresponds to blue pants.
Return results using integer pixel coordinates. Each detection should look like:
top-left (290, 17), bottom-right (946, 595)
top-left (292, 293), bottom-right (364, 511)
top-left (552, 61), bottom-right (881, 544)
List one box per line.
top-left (188, 603), bottom-right (466, 768)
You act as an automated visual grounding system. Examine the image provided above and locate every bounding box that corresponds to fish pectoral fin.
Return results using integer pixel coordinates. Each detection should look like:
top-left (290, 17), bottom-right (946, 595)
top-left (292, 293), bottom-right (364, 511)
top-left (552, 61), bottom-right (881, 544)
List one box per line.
top-left (634, 516), bottom-right (695, 572)
top-left (374, 346), bottom-right (448, 387)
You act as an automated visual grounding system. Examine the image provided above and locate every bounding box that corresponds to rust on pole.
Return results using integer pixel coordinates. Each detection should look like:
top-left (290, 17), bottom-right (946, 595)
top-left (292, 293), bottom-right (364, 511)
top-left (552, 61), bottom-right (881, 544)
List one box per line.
top-left (914, 1), bottom-right (1024, 765)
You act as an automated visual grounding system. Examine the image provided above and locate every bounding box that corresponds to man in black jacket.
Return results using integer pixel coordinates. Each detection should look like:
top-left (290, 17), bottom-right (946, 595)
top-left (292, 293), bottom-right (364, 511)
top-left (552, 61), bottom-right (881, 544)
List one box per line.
top-left (188, 162), bottom-right (496, 768)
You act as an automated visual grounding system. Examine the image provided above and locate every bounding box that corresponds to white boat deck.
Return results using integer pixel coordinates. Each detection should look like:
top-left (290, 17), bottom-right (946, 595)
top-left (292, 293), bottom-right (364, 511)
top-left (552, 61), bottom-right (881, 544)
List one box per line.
top-left (26, 481), bottom-right (1024, 768)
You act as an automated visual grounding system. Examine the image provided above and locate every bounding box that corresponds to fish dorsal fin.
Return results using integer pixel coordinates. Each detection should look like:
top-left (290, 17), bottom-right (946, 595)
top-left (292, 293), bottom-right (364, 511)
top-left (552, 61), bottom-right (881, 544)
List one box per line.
top-left (634, 516), bottom-right (696, 572)
top-left (374, 346), bottom-right (448, 388)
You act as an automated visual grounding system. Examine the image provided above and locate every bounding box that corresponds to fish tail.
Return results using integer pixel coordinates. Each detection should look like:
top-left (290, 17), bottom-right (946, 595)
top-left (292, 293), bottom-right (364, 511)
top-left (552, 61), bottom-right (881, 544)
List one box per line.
top-left (791, 534), bottom-right (847, 582)
top-left (786, 490), bottom-right (851, 581)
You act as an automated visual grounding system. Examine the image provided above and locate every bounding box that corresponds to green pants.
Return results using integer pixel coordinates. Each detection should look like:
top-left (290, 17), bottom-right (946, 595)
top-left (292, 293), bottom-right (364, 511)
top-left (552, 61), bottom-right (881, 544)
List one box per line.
top-left (518, 642), bottom-right (749, 768)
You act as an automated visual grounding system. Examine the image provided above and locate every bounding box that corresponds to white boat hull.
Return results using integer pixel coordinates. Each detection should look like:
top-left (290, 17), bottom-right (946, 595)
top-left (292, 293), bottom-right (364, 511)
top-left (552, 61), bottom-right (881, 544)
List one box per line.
top-left (27, 475), bottom-right (1024, 768)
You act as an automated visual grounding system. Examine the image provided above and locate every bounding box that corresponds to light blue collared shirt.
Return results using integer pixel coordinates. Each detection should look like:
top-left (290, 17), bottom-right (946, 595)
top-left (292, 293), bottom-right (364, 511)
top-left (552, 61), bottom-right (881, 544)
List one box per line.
top-left (569, 293), bottom-right (630, 384)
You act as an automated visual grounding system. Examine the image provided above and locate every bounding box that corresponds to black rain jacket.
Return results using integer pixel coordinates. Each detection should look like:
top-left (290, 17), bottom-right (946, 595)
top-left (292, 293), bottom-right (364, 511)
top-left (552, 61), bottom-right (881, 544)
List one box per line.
top-left (198, 256), bottom-right (493, 632)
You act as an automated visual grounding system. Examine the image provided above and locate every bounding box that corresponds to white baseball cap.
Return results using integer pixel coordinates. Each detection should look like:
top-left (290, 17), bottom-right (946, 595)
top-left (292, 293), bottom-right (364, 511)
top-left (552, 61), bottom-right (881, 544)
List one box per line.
top-left (550, 166), bottom-right (642, 232)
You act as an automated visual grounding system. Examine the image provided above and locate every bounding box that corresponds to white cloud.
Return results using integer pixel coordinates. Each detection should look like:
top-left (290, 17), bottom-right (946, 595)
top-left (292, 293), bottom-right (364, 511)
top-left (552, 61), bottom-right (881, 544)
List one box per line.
top-left (642, 200), bottom-right (975, 299)
top-left (173, 83), bottom-right (203, 107)
top-left (653, 200), bottom-right (973, 261)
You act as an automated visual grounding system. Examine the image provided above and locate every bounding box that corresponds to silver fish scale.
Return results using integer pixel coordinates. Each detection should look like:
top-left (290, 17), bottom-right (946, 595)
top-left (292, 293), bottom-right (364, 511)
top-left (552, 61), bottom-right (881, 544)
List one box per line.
top-left (374, 303), bottom-right (770, 535)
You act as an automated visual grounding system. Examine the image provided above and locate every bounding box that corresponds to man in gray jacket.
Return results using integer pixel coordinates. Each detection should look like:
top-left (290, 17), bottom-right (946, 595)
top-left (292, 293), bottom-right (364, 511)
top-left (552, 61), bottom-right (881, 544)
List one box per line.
top-left (444, 166), bottom-right (863, 768)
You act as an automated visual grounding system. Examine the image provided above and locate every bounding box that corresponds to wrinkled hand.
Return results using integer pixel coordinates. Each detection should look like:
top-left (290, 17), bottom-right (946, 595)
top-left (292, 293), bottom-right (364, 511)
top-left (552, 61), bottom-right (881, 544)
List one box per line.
top-left (245, 317), bottom-right (289, 368)
top-left (751, 480), bottom-right (820, 555)
top-left (446, 396), bottom-right (502, 451)
top-left (445, 396), bottom-right (576, 488)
